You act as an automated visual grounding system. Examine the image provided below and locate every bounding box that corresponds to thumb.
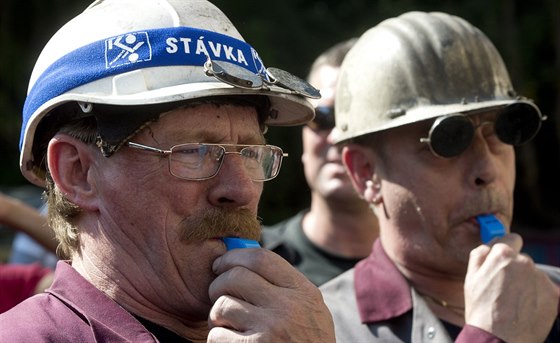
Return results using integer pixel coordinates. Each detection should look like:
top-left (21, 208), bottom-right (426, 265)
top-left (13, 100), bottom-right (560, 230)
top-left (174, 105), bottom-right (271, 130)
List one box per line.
top-left (488, 233), bottom-right (523, 254)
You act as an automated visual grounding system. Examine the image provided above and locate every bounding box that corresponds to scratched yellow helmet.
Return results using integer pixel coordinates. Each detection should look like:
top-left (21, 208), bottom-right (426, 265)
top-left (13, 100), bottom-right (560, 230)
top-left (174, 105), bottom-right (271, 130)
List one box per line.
top-left (20, 0), bottom-right (319, 186)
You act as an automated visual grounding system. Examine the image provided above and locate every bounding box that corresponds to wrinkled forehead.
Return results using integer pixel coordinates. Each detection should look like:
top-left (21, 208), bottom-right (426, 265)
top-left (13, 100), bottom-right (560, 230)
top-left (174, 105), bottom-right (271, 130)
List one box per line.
top-left (140, 101), bottom-right (265, 144)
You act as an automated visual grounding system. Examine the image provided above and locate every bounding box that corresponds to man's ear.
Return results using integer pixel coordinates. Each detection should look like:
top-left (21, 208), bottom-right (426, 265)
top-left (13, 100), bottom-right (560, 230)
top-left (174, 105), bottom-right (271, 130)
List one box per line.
top-left (342, 144), bottom-right (381, 203)
top-left (47, 134), bottom-right (99, 211)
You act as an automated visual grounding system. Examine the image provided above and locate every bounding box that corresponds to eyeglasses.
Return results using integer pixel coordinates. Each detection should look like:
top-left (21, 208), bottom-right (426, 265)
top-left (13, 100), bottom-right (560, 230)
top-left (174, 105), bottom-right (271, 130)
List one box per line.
top-left (420, 103), bottom-right (544, 158)
top-left (308, 106), bottom-right (335, 131)
top-left (204, 57), bottom-right (321, 99)
top-left (126, 142), bottom-right (287, 181)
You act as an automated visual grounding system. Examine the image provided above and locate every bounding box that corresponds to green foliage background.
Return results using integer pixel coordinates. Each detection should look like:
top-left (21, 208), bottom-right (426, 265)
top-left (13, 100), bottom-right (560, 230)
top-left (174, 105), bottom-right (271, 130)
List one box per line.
top-left (1, 0), bottom-right (559, 230)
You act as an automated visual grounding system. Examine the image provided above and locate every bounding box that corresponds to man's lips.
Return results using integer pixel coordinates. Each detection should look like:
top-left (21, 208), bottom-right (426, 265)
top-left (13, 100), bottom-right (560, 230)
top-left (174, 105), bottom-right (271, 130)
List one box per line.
top-left (461, 219), bottom-right (482, 236)
top-left (468, 217), bottom-right (479, 226)
top-left (467, 213), bottom-right (499, 226)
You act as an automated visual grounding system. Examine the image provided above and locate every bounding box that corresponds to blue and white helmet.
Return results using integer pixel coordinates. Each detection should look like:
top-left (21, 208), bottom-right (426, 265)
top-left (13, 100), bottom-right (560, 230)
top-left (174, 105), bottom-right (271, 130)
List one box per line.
top-left (20, 0), bottom-right (319, 186)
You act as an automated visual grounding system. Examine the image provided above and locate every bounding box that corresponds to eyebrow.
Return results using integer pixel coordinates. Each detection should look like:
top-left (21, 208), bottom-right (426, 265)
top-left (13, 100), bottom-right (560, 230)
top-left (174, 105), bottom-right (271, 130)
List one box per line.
top-left (159, 129), bottom-right (266, 146)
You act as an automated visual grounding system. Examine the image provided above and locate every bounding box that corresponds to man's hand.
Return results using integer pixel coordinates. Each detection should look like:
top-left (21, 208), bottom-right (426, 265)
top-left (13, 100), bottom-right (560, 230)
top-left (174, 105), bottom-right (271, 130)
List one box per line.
top-left (465, 233), bottom-right (559, 343)
top-left (207, 248), bottom-right (335, 342)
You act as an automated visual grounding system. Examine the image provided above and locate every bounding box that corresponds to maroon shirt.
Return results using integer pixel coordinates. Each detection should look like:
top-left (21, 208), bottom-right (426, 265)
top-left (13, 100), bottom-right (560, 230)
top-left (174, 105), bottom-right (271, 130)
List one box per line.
top-left (0, 261), bottom-right (158, 342)
top-left (0, 263), bottom-right (52, 313)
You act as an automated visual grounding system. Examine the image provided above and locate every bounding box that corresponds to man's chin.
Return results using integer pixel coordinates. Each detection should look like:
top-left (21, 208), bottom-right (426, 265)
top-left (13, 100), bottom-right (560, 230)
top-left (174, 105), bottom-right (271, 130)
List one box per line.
top-left (322, 186), bottom-right (362, 202)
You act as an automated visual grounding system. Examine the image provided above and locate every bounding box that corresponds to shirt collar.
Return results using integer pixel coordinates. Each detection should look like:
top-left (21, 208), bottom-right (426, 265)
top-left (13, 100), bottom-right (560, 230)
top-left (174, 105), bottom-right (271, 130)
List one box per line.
top-left (354, 239), bottom-right (412, 323)
top-left (47, 261), bottom-right (156, 340)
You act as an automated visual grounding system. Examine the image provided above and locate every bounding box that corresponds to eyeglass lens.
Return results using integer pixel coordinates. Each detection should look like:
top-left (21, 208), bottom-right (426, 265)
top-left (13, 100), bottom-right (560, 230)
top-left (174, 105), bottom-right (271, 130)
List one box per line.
top-left (309, 106), bottom-right (335, 130)
top-left (427, 103), bottom-right (542, 158)
top-left (169, 143), bottom-right (283, 181)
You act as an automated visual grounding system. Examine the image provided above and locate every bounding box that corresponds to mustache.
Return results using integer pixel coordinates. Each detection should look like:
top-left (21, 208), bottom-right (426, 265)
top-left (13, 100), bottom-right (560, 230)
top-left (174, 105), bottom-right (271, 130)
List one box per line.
top-left (452, 190), bottom-right (511, 225)
top-left (179, 208), bottom-right (262, 243)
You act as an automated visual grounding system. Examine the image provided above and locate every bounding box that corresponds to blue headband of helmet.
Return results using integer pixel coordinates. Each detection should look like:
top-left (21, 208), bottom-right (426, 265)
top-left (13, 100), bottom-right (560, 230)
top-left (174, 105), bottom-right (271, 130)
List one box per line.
top-left (21, 26), bottom-right (267, 150)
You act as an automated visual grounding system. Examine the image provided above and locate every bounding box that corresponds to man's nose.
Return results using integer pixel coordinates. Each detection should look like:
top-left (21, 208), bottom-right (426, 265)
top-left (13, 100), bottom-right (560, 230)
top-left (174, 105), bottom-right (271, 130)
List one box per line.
top-left (207, 154), bottom-right (261, 208)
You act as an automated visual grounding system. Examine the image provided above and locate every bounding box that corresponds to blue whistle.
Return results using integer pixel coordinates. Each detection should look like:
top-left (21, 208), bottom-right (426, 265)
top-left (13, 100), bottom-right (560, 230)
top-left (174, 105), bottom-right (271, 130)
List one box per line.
top-left (476, 214), bottom-right (506, 244)
top-left (222, 237), bottom-right (261, 250)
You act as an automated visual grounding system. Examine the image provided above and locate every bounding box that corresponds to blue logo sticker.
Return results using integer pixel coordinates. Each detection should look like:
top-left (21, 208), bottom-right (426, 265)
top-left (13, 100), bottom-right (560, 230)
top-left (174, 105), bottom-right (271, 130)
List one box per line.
top-left (251, 48), bottom-right (268, 80)
top-left (105, 32), bottom-right (152, 68)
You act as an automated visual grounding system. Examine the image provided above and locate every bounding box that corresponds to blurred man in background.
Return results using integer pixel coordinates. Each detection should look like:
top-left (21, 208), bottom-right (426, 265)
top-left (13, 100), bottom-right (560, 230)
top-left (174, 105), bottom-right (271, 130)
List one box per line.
top-left (263, 39), bottom-right (379, 286)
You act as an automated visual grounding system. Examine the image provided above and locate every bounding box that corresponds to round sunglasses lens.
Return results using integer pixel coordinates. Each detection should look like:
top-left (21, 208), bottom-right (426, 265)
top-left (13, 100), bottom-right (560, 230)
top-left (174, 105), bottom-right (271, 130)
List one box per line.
top-left (430, 116), bottom-right (474, 157)
top-left (495, 103), bottom-right (542, 145)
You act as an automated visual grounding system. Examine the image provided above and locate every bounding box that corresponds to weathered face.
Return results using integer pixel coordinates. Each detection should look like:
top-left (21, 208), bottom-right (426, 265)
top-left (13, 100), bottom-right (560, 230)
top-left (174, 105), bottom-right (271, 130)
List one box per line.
top-left (87, 103), bottom-right (265, 320)
top-left (348, 111), bottom-right (516, 276)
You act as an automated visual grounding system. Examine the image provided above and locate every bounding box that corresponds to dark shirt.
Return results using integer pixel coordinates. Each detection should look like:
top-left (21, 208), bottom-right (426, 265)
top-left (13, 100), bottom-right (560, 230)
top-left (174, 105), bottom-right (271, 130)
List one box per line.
top-left (262, 210), bottom-right (363, 285)
top-left (134, 315), bottom-right (193, 343)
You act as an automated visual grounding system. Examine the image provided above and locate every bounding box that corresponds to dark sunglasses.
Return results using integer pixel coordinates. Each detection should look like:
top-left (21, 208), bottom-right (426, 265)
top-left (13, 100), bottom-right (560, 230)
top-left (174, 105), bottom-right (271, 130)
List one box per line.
top-left (420, 103), bottom-right (545, 158)
top-left (204, 57), bottom-right (320, 99)
top-left (308, 106), bottom-right (335, 131)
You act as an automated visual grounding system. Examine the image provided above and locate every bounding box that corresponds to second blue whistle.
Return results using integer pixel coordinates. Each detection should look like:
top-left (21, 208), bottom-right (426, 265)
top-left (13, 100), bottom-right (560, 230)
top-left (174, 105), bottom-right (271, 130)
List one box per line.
top-left (476, 214), bottom-right (506, 244)
top-left (222, 237), bottom-right (261, 250)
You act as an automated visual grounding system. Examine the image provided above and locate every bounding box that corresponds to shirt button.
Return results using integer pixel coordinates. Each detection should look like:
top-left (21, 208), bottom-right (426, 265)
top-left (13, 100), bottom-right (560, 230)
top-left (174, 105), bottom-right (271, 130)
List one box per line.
top-left (427, 326), bottom-right (436, 339)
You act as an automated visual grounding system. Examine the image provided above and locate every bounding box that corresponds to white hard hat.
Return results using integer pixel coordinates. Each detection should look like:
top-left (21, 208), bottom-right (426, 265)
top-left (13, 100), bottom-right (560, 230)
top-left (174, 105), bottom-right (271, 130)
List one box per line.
top-left (334, 11), bottom-right (542, 143)
top-left (20, 0), bottom-right (319, 186)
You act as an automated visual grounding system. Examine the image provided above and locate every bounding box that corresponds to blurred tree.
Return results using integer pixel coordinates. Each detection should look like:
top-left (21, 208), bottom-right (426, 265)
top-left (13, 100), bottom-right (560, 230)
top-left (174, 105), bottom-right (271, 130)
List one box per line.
top-left (0, 0), bottom-right (558, 229)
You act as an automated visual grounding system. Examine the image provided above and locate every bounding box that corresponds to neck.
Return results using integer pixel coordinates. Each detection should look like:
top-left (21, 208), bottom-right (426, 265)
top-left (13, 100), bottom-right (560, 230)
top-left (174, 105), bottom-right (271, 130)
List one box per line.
top-left (72, 242), bottom-right (210, 341)
top-left (302, 193), bottom-right (378, 258)
top-left (394, 259), bottom-right (466, 327)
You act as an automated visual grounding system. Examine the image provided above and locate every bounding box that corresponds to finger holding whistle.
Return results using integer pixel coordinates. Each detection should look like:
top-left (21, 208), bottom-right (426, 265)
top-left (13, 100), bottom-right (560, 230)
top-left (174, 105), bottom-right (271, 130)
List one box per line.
top-left (207, 237), bottom-right (335, 343)
top-left (464, 216), bottom-right (559, 342)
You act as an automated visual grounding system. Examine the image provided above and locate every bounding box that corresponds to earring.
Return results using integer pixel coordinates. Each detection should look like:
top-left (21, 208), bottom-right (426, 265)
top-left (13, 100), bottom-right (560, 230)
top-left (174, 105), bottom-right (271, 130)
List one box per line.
top-left (366, 180), bottom-right (382, 204)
